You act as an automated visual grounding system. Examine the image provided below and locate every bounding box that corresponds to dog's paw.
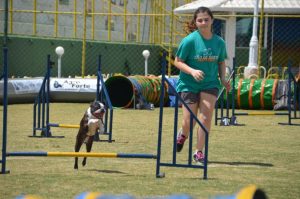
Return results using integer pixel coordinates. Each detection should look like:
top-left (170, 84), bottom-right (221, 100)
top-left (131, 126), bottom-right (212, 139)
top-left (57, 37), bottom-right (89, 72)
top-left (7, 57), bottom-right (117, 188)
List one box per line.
top-left (74, 165), bottom-right (78, 170)
top-left (82, 160), bottom-right (86, 167)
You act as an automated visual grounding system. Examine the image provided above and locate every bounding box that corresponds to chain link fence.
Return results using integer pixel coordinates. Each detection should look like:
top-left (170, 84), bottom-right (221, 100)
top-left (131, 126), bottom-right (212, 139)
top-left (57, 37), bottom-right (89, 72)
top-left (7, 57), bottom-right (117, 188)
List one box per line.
top-left (234, 16), bottom-right (300, 78)
top-left (0, 0), bottom-right (299, 78)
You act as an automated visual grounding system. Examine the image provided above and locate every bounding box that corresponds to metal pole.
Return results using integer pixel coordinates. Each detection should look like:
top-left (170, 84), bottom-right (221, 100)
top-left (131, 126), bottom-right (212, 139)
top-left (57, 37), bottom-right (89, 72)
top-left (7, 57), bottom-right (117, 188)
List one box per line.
top-left (137, 0), bottom-right (141, 42)
top-left (258, 0), bottom-right (265, 71)
top-left (1, 0), bottom-right (9, 174)
top-left (33, 0), bottom-right (37, 35)
top-left (81, 0), bottom-right (87, 77)
top-left (57, 57), bottom-right (61, 78)
top-left (46, 55), bottom-right (51, 137)
top-left (231, 58), bottom-right (236, 125)
top-left (249, 0), bottom-right (259, 67)
top-left (91, 0), bottom-right (95, 40)
top-left (245, 0), bottom-right (259, 78)
top-left (287, 61), bottom-right (292, 125)
top-left (73, 0), bottom-right (77, 38)
top-left (1, 47), bottom-right (9, 174)
top-left (55, 0), bottom-right (58, 37)
top-left (156, 51), bottom-right (167, 178)
top-left (123, 0), bottom-right (127, 41)
top-left (145, 58), bottom-right (148, 76)
top-left (3, 0), bottom-right (8, 46)
top-left (142, 50), bottom-right (150, 76)
top-left (96, 55), bottom-right (101, 101)
top-left (168, 0), bottom-right (174, 77)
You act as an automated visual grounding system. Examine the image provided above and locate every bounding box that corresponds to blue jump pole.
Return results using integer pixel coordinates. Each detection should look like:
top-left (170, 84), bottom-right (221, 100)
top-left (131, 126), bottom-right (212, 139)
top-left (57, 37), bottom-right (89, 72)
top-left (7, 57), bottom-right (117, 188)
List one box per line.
top-left (155, 51), bottom-right (166, 178)
top-left (1, 0), bottom-right (9, 174)
top-left (97, 55), bottom-right (114, 142)
top-left (45, 55), bottom-right (52, 137)
top-left (1, 47), bottom-right (9, 174)
top-left (32, 55), bottom-right (52, 137)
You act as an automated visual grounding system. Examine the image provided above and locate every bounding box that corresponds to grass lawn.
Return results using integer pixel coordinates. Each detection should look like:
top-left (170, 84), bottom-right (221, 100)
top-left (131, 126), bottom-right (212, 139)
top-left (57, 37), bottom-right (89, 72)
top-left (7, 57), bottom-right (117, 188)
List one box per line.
top-left (0, 103), bottom-right (300, 199)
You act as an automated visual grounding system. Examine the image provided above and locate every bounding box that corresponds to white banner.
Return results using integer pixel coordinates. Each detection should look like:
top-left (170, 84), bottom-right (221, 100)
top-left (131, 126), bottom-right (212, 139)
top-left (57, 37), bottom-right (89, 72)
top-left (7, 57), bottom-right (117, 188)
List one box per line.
top-left (10, 78), bottom-right (43, 94)
top-left (50, 78), bottom-right (100, 92)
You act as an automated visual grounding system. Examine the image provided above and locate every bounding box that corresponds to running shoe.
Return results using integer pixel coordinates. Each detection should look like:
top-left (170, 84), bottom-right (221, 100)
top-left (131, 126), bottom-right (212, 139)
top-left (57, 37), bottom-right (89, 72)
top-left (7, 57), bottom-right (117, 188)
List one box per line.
top-left (193, 150), bottom-right (205, 163)
top-left (176, 132), bottom-right (187, 152)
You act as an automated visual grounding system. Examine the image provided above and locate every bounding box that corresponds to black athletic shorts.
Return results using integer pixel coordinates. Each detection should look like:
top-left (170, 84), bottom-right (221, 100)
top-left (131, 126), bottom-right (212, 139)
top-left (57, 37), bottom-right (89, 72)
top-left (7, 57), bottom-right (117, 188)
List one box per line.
top-left (179, 88), bottom-right (219, 104)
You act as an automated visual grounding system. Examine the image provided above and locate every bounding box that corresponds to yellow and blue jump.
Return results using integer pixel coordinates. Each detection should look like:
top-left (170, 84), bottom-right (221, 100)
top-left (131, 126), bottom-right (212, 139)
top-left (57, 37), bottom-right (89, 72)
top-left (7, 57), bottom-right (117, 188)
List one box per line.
top-left (6, 151), bottom-right (157, 159)
top-left (235, 111), bottom-right (289, 116)
top-left (48, 123), bottom-right (80, 128)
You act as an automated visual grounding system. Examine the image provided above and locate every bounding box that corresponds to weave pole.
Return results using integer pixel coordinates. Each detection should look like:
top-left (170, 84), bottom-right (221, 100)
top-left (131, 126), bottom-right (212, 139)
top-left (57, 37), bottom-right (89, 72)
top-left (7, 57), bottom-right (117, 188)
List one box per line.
top-left (6, 152), bottom-right (157, 159)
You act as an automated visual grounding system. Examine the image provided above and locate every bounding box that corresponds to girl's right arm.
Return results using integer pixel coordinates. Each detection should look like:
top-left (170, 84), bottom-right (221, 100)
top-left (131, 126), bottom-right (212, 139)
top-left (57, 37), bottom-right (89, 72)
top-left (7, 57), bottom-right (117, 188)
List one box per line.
top-left (174, 57), bottom-right (204, 82)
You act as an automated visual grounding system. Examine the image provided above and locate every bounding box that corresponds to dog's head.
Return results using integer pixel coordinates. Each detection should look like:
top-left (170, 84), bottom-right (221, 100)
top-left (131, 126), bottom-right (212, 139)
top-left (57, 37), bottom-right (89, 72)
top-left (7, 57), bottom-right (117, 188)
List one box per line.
top-left (90, 101), bottom-right (106, 119)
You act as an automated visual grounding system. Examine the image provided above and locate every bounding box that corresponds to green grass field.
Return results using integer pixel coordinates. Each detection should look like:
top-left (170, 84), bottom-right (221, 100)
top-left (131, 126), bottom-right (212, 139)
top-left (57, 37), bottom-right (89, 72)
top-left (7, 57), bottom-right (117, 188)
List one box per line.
top-left (0, 103), bottom-right (300, 199)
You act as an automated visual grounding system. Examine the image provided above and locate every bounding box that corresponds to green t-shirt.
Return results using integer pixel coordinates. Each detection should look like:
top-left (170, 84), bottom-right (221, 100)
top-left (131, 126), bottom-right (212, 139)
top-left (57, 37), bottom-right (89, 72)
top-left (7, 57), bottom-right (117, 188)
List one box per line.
top-left (176, 30), bottom-right (227, 93)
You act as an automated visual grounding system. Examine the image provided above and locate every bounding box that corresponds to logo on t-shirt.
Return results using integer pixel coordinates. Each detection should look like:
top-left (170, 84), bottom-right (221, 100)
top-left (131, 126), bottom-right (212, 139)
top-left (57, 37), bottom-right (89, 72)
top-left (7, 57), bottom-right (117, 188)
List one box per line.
top-left (195, 48), bottom-right (218, 62)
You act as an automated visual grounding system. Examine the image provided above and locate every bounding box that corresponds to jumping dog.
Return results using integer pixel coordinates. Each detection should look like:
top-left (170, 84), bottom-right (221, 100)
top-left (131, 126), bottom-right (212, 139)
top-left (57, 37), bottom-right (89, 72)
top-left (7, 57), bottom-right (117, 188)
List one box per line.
top-left (74, 101), bottom-right (105, 169)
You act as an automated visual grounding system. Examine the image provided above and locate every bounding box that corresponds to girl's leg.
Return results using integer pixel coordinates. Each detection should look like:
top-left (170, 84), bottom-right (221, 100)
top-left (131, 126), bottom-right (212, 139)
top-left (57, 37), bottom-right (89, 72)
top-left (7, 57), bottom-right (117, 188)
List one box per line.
top-left (177, 101), bottom-right (199, 152)
top-left (181, 103), bottom-right (199, 137)
top-left (196, 92), bottom-right (217, 151)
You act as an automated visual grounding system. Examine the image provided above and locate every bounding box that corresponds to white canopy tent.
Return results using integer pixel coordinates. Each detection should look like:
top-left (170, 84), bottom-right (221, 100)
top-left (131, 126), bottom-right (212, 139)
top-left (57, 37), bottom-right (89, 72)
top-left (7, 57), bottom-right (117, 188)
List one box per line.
top-left (174, 0), bottom-right (300, 77)
top-left (174, 0), bottom-right (300, 14)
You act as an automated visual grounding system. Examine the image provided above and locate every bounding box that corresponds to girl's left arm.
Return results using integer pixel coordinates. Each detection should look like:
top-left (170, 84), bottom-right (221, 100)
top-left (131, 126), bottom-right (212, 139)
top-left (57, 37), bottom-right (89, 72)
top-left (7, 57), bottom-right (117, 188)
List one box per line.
top-left (219, 61), bottom-right (230, 91)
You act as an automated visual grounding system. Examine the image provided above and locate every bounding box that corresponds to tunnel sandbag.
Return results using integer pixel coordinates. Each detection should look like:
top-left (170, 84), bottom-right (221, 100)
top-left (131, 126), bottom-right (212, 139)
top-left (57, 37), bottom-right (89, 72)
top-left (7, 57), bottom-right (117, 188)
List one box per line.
top-left (165, 76), bottom-right (179, 107)
top-left (166, 76), bottom-right (178, 96)
top-left (105, 75), bottom-right (169, 108)
top-left (273, 79), bottom-right (296, 110)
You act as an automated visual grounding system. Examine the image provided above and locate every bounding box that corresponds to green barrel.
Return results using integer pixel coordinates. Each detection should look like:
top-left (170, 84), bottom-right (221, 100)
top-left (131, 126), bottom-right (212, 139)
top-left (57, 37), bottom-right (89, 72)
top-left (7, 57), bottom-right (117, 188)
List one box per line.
top-left (224, 78), bottom-right (278, 110)
top-left (236, 78), bottom-right (278, 109)
top-left (251, 79), bottom-right (262, 109)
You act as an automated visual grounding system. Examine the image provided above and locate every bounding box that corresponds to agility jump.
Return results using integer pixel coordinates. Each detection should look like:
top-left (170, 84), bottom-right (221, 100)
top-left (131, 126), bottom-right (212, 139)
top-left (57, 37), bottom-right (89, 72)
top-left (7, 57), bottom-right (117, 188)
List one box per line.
top-left (6, 151), bottom-right (157, 159)
top-left (156, 52), bottom-right (209, 179)
top-left (1, 51), bottom-right (209, 179)
top-left (1, 52), bottom-right (157, 174)
top-left (32, 55), bottom-right (114, 142)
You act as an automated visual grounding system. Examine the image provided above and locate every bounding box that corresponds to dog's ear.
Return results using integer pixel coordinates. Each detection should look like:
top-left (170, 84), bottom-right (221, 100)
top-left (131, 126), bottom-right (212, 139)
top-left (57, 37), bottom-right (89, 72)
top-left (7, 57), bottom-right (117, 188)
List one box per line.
top-left (91, 100), bottom-right (99, 106)
top-left (100, 100), bottom-right (107, 108)
top-left (90, 101), bottom-right (98, 113)
top-left (90, 100), bottom-right (97, 106)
